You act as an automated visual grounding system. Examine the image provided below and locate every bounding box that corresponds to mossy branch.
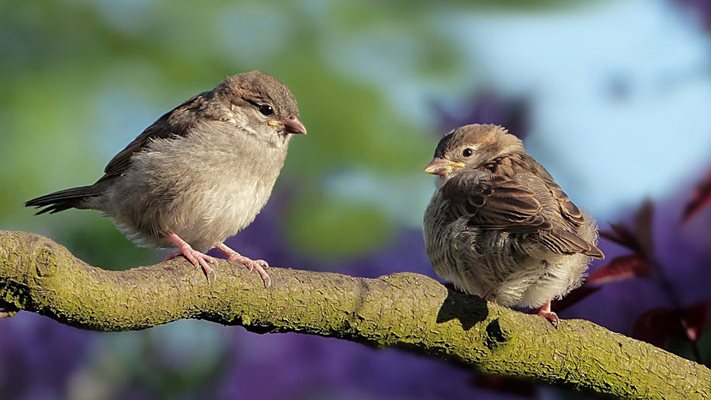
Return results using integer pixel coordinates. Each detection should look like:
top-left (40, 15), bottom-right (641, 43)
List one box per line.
top-left (0, 230), bottom-right (709, 399)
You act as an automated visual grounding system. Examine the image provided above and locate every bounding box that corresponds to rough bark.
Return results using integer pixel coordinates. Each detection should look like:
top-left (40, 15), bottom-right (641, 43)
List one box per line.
top-left (0, 230), bottom-right (708, 399)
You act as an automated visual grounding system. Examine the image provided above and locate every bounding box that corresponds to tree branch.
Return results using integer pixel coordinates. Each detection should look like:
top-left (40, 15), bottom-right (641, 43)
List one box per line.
top-left (1, 230), bottom-right (708, 399)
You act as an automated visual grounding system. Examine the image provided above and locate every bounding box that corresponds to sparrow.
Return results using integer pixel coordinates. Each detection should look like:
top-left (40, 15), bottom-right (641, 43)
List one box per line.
top-left (26, 71), bottom-right (306, 286)
top-left (423, 124), bottom-right (603, 327)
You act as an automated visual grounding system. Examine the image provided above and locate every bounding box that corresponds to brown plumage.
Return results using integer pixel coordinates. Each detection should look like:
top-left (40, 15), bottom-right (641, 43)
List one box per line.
top-left (26, 71), bottom-right (306, 286)
top-left (423, 124), bottom-right (603, 327)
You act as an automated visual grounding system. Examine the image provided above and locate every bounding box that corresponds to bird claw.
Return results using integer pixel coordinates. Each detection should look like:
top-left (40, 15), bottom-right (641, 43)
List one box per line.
top-left (182, 248), bottom-right (218, 282)
top-left (228, 255), bottom-right (271, 288)
top-left (203, 266), bottom-right (217, 283)
top-left (538, 310), bottom-right (559, 328)
top-left (250, 259), bottom-right (269, 271)
top-left (165, 231), bottom-right (218, 282)
top-left (537, 301), bottom-right (560, 328)
top-left (483, 293), bottom-right (497, 303)
top-left (215, 243), bottom-right (271, 288)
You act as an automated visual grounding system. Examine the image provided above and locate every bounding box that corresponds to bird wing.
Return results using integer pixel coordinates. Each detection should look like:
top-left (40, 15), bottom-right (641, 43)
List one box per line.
top-left (100, 91), bottom-right (213, 180)
top-left (443, 170), bottom-right (603, 258)
top-left (442, 171), bottom-right (549, 231)
top-left (521, 155), bottom-right (586, 227)
top-left (538, 227), bottom-right (604, 258)
top-left (547, 181), bottom-right (586, 227)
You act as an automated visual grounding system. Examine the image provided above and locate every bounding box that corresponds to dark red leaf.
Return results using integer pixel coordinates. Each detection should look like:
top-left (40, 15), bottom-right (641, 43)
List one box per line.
top-left (632, 302), bottom-right (711, 349)
top-left (586, 255), bottom-right (651, 285)
top-left (635, 200), bottom-right (654, 257)
top-left (552, 285), bottom-right (600, 312)
top-left (600, 223), bottom-right (644, 255)
top-left (633, 308), bottom-right (674, 348)
top-left (601, 200), bottom-right (655, 258)
top-left (682, 169), bottom-right (711, 224)
top-left (680, 302), bottom-right (710, 342)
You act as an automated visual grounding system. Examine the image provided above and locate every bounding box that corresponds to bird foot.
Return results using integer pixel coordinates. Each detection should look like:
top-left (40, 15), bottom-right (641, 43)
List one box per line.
top-left (216, 243), bottom-right (271, 288)
top-left (165, 231), bottom-right (217, 282)
top-left (483, 293), bottom-right (497, 303)
top-left (537, 301), bottom-right (559, 328)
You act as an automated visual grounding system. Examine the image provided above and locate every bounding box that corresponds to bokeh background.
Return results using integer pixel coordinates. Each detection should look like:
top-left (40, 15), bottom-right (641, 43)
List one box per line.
top-left (1, 0), bottom-right (710, 399)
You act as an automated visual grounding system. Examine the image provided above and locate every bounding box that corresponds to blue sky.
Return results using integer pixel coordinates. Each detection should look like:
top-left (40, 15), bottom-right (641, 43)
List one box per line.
top-left (455, 0), bottom-right (711, 217)
top-left (328, 0), bottom-right (711, 224)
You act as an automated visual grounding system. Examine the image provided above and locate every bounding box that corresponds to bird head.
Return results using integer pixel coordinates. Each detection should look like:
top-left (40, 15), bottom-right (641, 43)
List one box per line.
top-left (220, 71), bottom-right (306, 147)
top-left (424, 124), bottom-right (523, 181)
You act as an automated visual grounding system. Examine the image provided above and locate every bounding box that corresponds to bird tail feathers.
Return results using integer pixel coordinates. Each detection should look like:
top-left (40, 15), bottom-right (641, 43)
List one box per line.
top-left (25, 185), bottom-right (101, 215)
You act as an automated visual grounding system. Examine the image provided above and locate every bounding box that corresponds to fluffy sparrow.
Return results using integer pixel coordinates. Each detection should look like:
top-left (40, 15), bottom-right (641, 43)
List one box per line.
top-left (26, 71), bottom-right (306, 286)
top-left (423, 124), bottom-right (603, 326)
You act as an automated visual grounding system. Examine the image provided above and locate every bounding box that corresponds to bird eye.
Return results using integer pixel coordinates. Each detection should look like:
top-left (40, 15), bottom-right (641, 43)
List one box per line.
top-left (258, 104), bottom-right (274, 116)
top-left (462, 148), bottom-right (474, 157)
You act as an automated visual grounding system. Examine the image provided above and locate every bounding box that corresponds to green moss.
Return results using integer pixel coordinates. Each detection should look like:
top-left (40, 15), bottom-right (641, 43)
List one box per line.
top-left (0, 231), bottom-right (709, 400)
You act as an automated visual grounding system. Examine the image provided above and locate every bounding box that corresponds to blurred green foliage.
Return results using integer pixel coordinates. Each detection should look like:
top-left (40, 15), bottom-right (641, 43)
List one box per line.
top-left (2, 2), bottom-right (626, 399)
top-left (0, 0), bottom-right (579, 267)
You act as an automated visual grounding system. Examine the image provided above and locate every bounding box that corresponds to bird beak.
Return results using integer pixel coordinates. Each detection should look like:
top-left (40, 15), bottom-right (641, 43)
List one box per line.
top-left (424, 158), bottom-right (465, 176)
top-left (283, 116), bottom-right (307, 135)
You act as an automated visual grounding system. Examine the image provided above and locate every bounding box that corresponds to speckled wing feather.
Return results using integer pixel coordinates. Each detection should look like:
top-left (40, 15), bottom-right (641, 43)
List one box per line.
top-left (538, 227), bottom-right (603, 258)
top-left (443, 170), bottom-right (603, 258)
top-left (521, 155), bottom-right (586, 227)
top-left (548, 181), bottom-right (586, 226)
top-left (442, 171), bottom-right (549, 231)
top-left (100, 91), bottom-right (214, 180)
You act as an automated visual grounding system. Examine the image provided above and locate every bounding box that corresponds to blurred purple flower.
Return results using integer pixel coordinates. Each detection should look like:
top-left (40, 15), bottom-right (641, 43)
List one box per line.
top-left (560, 190), bottom-right (711, 360)
top-left (217, 197), bottom-right (538, 399)
top-left (5, 173), bottom-right (709, 399)
top-left (217, 227), bottom-right (535, 399)
top-left (677, 0), bottom-right (711, 31)
top-left (433, 90), bottom-right (530, 139)
top-left (0, 313), bottom-right (93, 400)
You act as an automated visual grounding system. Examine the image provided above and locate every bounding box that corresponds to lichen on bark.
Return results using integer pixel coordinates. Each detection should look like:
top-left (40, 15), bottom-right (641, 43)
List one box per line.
top-left (0, 230), bottom-right (709, 400)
